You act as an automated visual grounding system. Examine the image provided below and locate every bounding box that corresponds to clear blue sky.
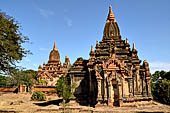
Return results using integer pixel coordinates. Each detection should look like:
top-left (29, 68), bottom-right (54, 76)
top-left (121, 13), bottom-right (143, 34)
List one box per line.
top-left (1, 0), bottom-right (170, 73)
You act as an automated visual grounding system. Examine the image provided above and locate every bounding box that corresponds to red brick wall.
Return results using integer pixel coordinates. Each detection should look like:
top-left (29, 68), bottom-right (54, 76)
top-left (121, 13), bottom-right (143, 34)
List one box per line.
top-left (32, 87), bottom-right (56, 92)
top-left (32, 85), bottom-right (56, 93)
top-left (0, 86), bottom-right (56, 93)
top-left (0, 87), bottom-right (17, 92)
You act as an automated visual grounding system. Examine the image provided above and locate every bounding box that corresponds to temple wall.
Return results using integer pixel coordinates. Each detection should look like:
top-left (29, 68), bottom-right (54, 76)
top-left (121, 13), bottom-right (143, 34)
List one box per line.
top-left (123, 79), bottom-right (129, 97)
top-left (46, 77), bottom-right (59, 86)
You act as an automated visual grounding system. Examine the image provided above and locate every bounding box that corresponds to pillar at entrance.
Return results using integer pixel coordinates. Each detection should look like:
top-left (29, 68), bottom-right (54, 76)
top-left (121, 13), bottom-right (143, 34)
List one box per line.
top-left (108, 81), bottom-right (113, 106)
top-left (97, 79), bottom-right (102, 101)
top-left (118, 83), bottom-right (123, 106)
top-left (104, 71), bottom-right (107, 102)
top-left (128, 78), bottom-right (133, 97)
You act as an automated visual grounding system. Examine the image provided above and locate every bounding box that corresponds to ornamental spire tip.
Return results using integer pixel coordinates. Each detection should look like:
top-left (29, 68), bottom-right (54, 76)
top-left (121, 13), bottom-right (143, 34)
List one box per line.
top-left (53, 41), bottom-right (57, 50)
top-left (107, 5), bottom-right (116, 21)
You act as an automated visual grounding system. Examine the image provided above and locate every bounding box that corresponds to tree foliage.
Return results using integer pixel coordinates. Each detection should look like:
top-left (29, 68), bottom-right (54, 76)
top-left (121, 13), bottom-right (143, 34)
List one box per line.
top-left (38, 79), bottom-right (47, 85)
top-left (151, 70), bottom-right (170, 105)
top-left (0, 74), bottom-right (16, 87)
top-left (0, 11), bottom-right (30, 74)
top-left (0, 69), bottom-right (37, 89)
top-left (0, 75), bottom-right (7, 87)
top-left (56, 75), bottom-right (76, 102)
top-left (56, 76), bottom-right (71, 102)
top-left (11, 69), bottom-right (37, 88)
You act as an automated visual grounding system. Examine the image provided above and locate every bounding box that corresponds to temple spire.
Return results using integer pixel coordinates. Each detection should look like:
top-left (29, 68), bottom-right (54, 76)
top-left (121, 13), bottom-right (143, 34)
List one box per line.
top-left (126, 37), bottom-right (129, 44)
top-left (91, 44), bottom-right (94, 52)
top-left (38, 64), bottom-right (42, 69)
top-left (53, 41), bottom-right (57, 50)
top-left (90, 44), bottom-right (95, 56)
top-left (107, 5), bottom-right (116, 21)
top-left (133, 43), bottom-right (136, 50)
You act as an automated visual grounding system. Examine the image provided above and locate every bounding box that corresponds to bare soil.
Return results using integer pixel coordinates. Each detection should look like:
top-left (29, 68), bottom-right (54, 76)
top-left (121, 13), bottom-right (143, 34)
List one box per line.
top-left (0, 93), bottom-right (169, 113)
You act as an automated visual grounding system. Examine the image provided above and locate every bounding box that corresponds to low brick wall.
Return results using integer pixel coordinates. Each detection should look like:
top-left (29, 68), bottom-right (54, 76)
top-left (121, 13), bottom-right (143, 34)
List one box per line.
top-left (0, 87), bottom-right (17, 92)
top-left (0, 85), bottom-right (56, 94)
top-left (32, 85), bottom-right (56, 93)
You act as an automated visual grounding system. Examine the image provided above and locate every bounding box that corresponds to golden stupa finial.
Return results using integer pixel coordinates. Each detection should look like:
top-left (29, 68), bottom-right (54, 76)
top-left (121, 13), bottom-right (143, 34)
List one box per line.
top-left (53, 41), bottom-right (57, 50)
top-left (126, 37), bottom-right (129, 44)
top-left (91, 44), bottom-right (94, 52)
top-left (38, 64), bottom-right (42, 69)
top-left (133, 43), bottom-right (136, 50)
top-left (107, 5), bottom-right (116, 21)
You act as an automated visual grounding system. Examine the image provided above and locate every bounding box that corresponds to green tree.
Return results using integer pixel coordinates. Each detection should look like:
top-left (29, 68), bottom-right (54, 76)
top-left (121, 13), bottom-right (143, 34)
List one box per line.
top-left (0, 11), bottom-right (30, 74)
top-left (151, 70), bottom-right (170, 105)
top-left (38, 79), bottom-right (47, 85)
top-left (9, 69), bottom-right (37, 90)
top-left (0, 75), bottom-right (6, 87)
top-left (0, 74), bottom-right (15, 87)
top-left (56, 75), bottom-right (72, 102)
top-left (56, 75), bottom-right (76, 113)
top-left (20, 69), bottom-right (37, 90)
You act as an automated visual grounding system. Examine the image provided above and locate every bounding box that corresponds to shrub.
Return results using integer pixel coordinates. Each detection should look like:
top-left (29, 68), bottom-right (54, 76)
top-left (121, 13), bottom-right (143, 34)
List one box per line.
top-left (38, 79), bottom-right (47, 85)
top-left (50, 90), bottom-right (57, 94)
top-left (31, 91), bottom-right (46, 101)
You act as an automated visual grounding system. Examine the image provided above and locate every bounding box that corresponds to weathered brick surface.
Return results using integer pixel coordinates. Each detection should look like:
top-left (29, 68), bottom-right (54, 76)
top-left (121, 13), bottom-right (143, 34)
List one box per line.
top-left (32, 87), bottom-right (56, 92)
top-left (0, 87), bottom-right (17, 92)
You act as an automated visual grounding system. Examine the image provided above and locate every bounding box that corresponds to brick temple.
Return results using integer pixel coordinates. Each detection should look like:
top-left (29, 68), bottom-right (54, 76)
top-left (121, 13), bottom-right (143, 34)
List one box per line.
top-left (37, 6), bottom-right (152, 107)
top-left (37, 42), bottom-right (71, 86)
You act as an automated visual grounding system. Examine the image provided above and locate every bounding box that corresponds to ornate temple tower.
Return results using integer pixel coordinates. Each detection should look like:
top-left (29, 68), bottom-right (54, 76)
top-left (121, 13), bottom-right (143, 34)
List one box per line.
top-left (37, 42), bottom-right (71, 86)
top-left (86, 6), bottom-right (152, 106)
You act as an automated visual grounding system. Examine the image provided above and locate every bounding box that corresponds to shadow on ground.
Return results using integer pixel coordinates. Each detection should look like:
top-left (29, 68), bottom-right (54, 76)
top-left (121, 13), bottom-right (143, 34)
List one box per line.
top-left (0, 110), bottom-right (16, 113)
top-left (34, 99), bottom-right (63, 106)
top-left (137, 112), bottom-right (164, 113)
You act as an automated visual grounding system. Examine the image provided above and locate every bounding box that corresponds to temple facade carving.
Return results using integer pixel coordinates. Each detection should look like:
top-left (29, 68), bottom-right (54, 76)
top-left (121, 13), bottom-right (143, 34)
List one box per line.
top-left (37, 6), bottom-right (152, 107)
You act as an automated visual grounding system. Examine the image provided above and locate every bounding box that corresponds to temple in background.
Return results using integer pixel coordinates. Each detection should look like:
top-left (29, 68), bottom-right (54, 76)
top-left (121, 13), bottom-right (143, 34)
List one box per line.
top-left (37, 6), bottom-right (152, 107)
top-left (37, 42), bottom-right (71, 86)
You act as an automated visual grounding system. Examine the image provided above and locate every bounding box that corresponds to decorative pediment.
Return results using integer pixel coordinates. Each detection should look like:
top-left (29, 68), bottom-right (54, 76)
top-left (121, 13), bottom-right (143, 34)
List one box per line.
top-left (103, 54), bottom-right (125, 71)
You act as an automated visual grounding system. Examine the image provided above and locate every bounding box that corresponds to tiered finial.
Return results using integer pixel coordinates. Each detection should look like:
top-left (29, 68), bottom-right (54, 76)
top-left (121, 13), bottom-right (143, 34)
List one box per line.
top-left (126, 37), bottom-right (129, 44)
top-left (107, 5), bottom-right (116, 21)
top-left (133, 43), bottom-right (136, 50)
top-left (91, 44), bottom-right (94, 52)
top-left (53, 41), bottom-right (57, 50)
top-left (38, 64), bottom-right (42, 69)
top-left (96, 40), bottom-right (99, 48)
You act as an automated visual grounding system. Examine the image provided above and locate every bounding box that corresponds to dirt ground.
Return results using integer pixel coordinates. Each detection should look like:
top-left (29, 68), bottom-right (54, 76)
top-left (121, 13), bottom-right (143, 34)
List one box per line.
top-left (0, 93), bottom-right (170, 113)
